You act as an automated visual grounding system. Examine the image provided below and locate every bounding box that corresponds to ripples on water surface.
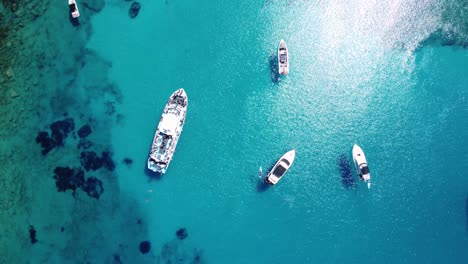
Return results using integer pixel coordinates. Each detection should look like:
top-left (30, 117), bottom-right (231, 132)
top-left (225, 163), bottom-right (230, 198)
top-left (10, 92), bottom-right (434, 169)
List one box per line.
top-left (86, 0), bottom-right (468, 262)
top-left (1, 0), bottom-right (467, 263)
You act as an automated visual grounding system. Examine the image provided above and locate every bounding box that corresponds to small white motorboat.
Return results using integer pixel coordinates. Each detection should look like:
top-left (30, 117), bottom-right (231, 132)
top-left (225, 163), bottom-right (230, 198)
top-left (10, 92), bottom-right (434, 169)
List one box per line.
top-left (69, 0), bottom-right (80, 18)
top-left (265, 150), bottom-right (295, 185)
top-left (278, 39), bottom-right (289, 75)
top-left (352, 144), bottom-right (371, 188)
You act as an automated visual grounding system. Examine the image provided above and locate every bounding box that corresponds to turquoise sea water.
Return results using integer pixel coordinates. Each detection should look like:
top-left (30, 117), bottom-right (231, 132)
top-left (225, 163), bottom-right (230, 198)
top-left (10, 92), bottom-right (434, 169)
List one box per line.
top-left (2, 0), bottom-right (468, 263)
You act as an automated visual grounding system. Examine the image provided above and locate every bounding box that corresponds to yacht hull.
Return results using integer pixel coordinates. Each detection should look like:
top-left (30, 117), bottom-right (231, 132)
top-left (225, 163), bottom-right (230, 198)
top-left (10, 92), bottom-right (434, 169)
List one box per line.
top-left (68, 0), bottom-right (80, 18)
top-left (147, 89), bottom-right (188, 174)
top-left (265, 150), bottom-right (295, 185)
top-left (278, 39), bottom-right (289, 75)
top-left (352, 144), bottom-right (371, 188)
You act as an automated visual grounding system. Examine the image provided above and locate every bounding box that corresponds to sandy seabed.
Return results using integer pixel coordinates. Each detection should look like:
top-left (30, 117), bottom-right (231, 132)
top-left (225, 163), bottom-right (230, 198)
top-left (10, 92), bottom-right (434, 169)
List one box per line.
top-left (0, 1), bottom-right (159, 263)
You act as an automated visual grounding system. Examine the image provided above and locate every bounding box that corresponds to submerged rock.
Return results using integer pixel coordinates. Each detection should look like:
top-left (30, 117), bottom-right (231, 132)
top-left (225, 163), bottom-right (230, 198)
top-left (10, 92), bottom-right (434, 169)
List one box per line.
top-left (129, 2), bottom-right (141, 18)
top-left (53, 166), bottom-right (85, 193)
top-left (80, 151), bottom-right (102, 171)
top-left (101, 151), bottom-right (115, 171)
top-left (81, 176), bottom-right (104, 199)
top-left (176, 228), bottom-right (188, 240)
top-left (29, 225), bottom-right (38, 244)
top-left (78, 124), bottom-right (92, 138)
top-left (123, 158), bottom-right (133, 166)
top-left (80, 151), bottom-right (115, 171)
top-left (49, 118), bottom-right (75, 146)
top-left (36, 118), bottom-right (75, 155)
top-left (36, 131), bottom-right (56, 155)
top-left (139, 241), bottom-right (151, 254)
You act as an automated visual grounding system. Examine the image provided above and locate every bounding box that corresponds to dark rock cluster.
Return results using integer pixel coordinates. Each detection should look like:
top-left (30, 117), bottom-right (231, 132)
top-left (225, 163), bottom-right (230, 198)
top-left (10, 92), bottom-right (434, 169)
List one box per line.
top-left (29, 225), bottom-right (38, 244)
top-left (82, 176), bottom-right (104, 199)
top-left (53, 166), bottom-right (85, 193)
top-left (176, 228), bottom-right (188, 240)
top-left (78, 124), bottom-right (92, 138)
top-left (139, 240), bottom-right (151, 254)
top-left (35, 131), bottom-right (56, 155)
top-left (80, 151), bottom-right (115, 171)
top-left (53, 166), bottom-right (104, 199)
top-left (36, 118), bottom-right (75, 155)
top-left (36, 118), bottom-right (96, 154)
top-left (129, 2), bottom-right (141, 18)
top-left (35, 118), bottom-right (114, 199)
top-left (50, 118), bottom-right (75, 146)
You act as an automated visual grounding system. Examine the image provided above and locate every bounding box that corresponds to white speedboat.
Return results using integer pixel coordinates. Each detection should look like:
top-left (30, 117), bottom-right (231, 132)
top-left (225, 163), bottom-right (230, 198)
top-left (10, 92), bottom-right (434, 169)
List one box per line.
top-left (278, 39), bottom-right (289, 75)
top-left (69, 0), bottom-right (80, 18)
top-left (265, 150), bottom-right (295, 185)
top-left (147, 89), bottom-right (188, 174)
top-left (352, 144), bottom-right (371, 188)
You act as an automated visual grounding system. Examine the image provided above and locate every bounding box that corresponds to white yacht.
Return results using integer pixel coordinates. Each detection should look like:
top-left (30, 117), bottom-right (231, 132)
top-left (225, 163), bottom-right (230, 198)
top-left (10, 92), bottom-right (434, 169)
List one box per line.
top-left (69, 0), bottom-right (80, 18)
top-left (147, 89), bottom-right (188, 174)
top-left (278, 39), bottom-right (289, 75)
top-left (352, 144), bottom-right (371, 188)
top-left (265, 150), bottom-right (295, 185)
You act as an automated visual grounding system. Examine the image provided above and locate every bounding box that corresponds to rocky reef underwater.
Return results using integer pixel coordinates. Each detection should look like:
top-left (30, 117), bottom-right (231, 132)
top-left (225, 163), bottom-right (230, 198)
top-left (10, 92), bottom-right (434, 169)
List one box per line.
top-left (0, 0), bottom-right (205, 263)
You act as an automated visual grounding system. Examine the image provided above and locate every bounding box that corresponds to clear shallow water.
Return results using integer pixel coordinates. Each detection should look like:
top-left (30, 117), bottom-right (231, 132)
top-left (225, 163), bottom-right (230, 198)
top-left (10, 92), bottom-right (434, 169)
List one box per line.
top-left (3, 0), bottom-right (465, 262)
top-left (84, 0), bottom-right (468, 263)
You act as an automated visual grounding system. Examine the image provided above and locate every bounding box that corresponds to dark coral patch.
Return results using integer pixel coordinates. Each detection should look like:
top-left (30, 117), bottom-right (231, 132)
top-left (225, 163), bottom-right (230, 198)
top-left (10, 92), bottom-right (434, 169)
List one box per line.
top-left (53, 166), bottom-right (85, 193)
top-left (176, 228), bottom-right (188, 240)
top-left (29, 225), bottom-right (38, 244)
top-left (139, 241), bottom-right (151, 254)
top-left (36, 131), bottom-right (56, 155)
top-left (81, 176), bottom-right (104, 199)
top-left (80, 151), bottom-right (115, 171)
top-left (80, 151), bottom-right (102, 171)
top-left (129, 2), bottom-right (141, 18)
top-left (50, 118), bottom-right (75, 146)
top-left (102, 151), bottom-right (115, 171)
top-left (36, 118), bottom-right (75, 155)
top-left (78, 124), bottom-right (92, 138)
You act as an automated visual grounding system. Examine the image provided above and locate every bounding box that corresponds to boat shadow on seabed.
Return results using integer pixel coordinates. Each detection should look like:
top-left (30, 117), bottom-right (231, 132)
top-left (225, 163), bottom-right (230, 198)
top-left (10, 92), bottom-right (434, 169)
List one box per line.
top-left (269, 52), bottom-right (281, 84)
top-left (257, 179), bottom-right (270, 193)
top-left (338, 154), bottom-right (357, 190)
top-left (69, 15), bottom-right (80, 27)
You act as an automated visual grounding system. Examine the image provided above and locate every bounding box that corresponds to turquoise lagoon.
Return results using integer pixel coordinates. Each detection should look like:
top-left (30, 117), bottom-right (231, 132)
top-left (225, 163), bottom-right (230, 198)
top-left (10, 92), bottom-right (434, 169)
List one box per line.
top-left (1, 0), bottom-right (468, 263)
